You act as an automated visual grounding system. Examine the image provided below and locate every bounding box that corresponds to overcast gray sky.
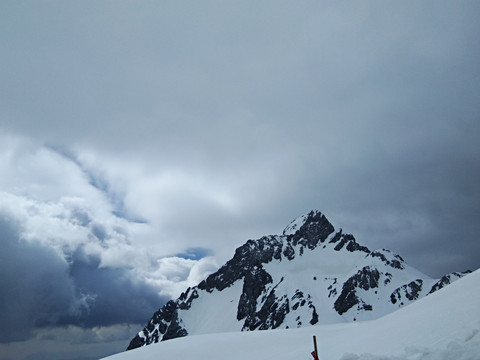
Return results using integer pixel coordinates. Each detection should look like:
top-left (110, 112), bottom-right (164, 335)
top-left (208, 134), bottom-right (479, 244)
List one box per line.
top-left (1, 1), bottom-right (479, 359)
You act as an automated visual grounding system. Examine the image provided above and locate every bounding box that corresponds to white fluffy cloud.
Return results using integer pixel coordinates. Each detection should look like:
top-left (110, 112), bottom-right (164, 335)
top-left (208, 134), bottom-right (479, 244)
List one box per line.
top-left (0, 134), bottom-right (219, 270)
top-left (143, 256), bottom-right (219, 299)
top-left (0, 134), bottom-right (223, 351)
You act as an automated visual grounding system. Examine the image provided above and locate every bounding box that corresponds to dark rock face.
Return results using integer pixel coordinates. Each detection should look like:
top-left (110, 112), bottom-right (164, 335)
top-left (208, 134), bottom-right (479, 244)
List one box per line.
top-left (329, 231), bottom-right (370, 253)
top-left (334, 266), bottom-right (380, 315)
top-left (198, 235), bottom-right (283, 293)
top-left (126, 299), bottom-right (188, 350)
top-left (428, 271), bottom-right (472, 294)
top-left (178, 287), bottom-right (199, 310)
top-left (127, 284), bottom-right (205, 349)
top-left (256, 288), bottom-right (289, 330)
top-left (126, 332), bottom-right (146, 350)
top-left (390, 279), bottom-right (423, 304)
top-left (289, 211), bottom-right (335, 249)
top-left (126, 210), bottom-right (471, 351)
top-left (237, 267), bottom-right (273, 327)
top-left (368, 250), bottom-right (404, 269)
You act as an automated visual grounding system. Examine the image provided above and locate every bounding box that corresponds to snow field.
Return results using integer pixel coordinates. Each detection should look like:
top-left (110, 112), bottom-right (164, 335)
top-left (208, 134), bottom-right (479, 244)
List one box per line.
top-left (102, 269), bottom-right (480, 360)
top-left (180, 281), bottom-right (244, 335)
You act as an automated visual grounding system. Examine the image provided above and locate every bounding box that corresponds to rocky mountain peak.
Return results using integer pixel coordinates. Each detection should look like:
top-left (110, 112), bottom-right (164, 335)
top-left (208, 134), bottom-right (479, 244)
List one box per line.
top-left (127, 210), bottom-right (470, 351)
top-left (283, 210), bottom-right (330, 236)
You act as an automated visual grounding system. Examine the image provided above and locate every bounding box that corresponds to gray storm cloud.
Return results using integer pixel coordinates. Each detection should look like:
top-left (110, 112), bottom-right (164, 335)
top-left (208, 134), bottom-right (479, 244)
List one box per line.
top-left (0, 212), bottom-right (168, 343)
top-left (0, 215), bottom-right (76, 341)
top-left (0, 146), bottom-right (220, 347)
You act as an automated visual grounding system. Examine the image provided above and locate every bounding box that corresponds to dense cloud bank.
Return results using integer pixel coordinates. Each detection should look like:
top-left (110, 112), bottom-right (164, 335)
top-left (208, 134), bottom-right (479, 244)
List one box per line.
top-left (0, 151), bottom-right (218, 344)
top-left (0, 213), bottom-right (167, 342)
top-left (0, 215), bottom-right (74, 341)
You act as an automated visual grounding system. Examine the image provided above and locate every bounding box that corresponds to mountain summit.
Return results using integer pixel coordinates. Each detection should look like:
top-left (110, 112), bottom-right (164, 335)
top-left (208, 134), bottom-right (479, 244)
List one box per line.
top-left (127, 210), bottom-right (469, 350)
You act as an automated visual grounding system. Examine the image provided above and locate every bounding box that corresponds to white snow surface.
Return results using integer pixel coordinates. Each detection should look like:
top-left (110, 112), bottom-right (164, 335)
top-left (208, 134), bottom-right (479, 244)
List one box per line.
top-left (282, 212), bottom-right (310, 236)
top-left (180, 281), bottom-right (244, 334)
top-left (102, 269), bottom-right (480, 360)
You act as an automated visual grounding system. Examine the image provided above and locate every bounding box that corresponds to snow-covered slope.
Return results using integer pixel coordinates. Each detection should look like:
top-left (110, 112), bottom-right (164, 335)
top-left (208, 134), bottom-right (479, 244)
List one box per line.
top-left (103, 269), bottom-right (480, 360)
top-left (126, 210), bottom-right (471, 350)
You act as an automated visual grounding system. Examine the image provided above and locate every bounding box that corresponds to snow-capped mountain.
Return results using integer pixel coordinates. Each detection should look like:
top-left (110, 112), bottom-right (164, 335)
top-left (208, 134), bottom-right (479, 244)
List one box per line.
top-left (104, 269), bottom-right (480, 360)
top-left (127, 210), bottom-right (470, 350)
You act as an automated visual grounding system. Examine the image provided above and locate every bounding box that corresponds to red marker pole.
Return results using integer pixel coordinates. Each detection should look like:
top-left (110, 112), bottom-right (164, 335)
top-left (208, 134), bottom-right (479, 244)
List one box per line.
top-left (312, 335), bottom-right (319, 360)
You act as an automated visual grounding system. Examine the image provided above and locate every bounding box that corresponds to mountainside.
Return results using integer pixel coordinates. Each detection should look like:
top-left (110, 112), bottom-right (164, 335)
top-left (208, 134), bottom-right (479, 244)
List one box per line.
top-left (127, 210), bottom-right (470, 350)
top-left (105, 269), bottom-right (480, 360)
top-left (106, 269), bottom-right (480, 360)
